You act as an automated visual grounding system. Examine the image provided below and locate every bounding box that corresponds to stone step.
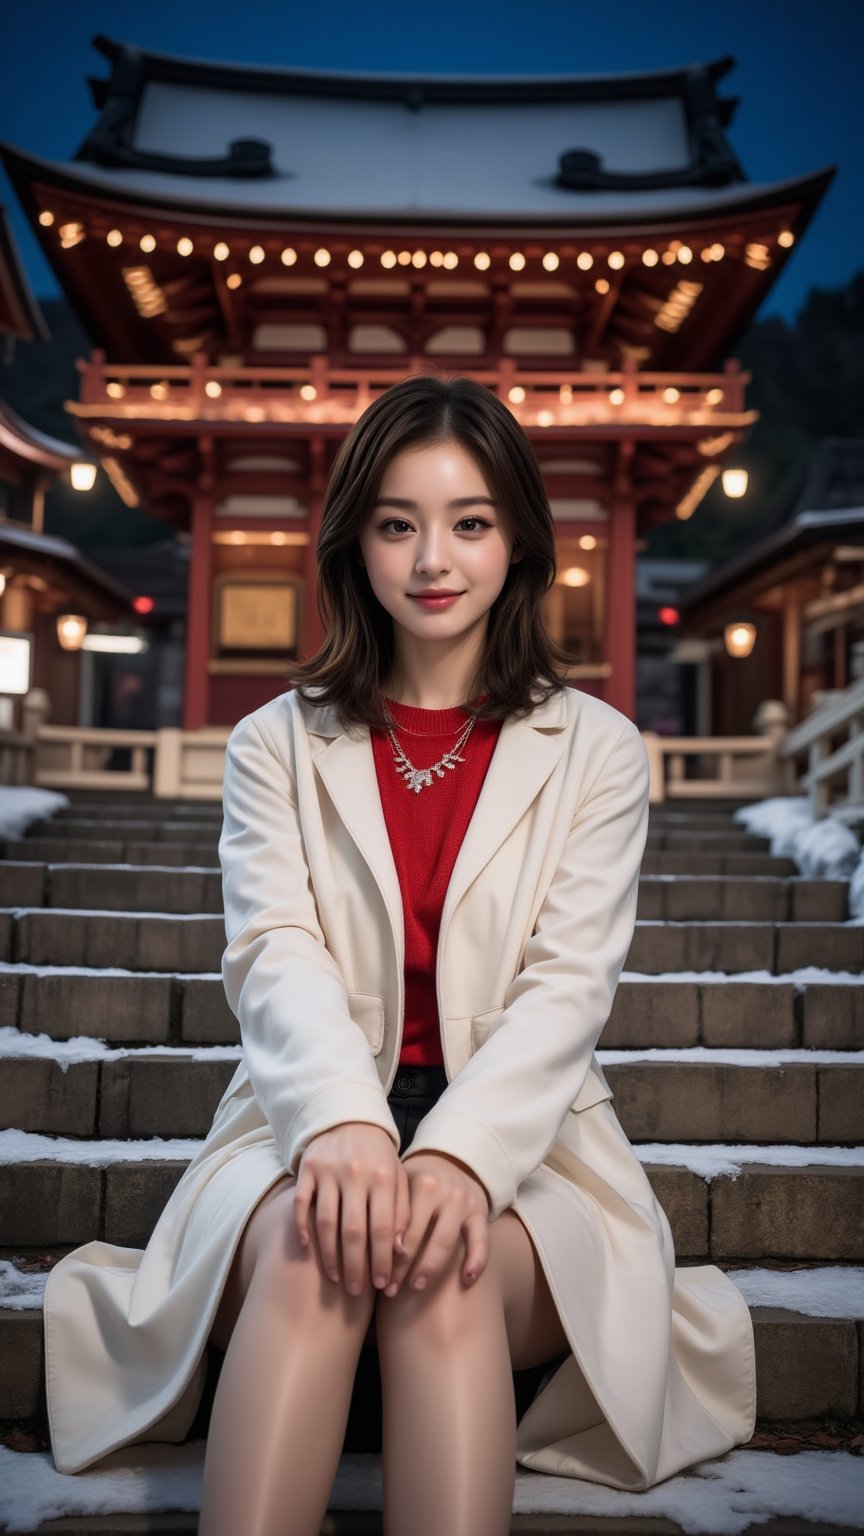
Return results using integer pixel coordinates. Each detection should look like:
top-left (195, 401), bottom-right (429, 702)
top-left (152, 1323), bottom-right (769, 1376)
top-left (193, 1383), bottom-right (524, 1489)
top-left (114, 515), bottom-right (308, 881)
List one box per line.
top-left (0, 1135), bottom-right (861, 1260)
top-left (1, 840), bottom-right (220, 868)
top-left (50, 801), bottom-right (222, 821)
top-left (23, 820), bottom-right (220, 846)
top-left (0, 1444), bottom-right (861, 1536)
top-left (52, 798), bottom-right (754, 828)
top-left (2, 837), bottom-right (803, 876)
top-left (2, 909), bottom-right (861, 975)
top-left (20, 820), bottom-right (778, 855)
top-left (0, 863), bottom-right (847, 921)
top-left (2, 965), bottom-right (861, 1050)
top-left (1, 1042), bottom-right (860, 1144)
top-left (2, 1260), bottom-right (862, 1430)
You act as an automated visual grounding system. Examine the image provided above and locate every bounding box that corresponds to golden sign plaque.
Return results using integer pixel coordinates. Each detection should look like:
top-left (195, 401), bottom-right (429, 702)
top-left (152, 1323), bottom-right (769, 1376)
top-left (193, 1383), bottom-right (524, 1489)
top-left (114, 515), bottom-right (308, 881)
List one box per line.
top-left (218, 582), bottom-right (297, 649)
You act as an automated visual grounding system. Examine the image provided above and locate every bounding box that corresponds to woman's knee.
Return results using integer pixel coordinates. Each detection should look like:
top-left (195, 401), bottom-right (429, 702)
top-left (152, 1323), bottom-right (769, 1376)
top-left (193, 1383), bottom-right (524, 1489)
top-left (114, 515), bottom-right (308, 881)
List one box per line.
top-left (374, 1246), bottom-right (499, 1349)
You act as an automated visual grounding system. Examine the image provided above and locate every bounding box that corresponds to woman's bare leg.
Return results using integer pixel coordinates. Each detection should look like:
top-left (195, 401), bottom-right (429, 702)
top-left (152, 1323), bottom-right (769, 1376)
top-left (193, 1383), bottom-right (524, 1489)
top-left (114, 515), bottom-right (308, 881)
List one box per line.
top-left (375, 1241), bottom-right (518, 1536)
top-left (376, 1209), bottom-right (569, 1536)
top-left (198, 1176), bottom-right (377, 1536)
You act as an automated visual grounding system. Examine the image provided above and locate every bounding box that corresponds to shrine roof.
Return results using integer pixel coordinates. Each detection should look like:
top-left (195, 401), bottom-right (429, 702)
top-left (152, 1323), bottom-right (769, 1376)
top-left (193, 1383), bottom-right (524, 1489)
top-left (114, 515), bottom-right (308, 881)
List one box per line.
top-left (2, 142), bottom-right (835, 232)
top-left (0, 520), bottom-right (136, 610)
top-left (2, 35), bottom-right (834, 225)
top-left (0, 398), bottom-right (79, 471)
top-left (0, 206), bottom-right (48, 342)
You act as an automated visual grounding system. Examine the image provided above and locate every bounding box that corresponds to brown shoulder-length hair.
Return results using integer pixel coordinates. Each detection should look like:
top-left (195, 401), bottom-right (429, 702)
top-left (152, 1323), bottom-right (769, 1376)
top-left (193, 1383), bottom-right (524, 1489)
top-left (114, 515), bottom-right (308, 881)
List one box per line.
top-left (287, 372), bottom-right (583, 732)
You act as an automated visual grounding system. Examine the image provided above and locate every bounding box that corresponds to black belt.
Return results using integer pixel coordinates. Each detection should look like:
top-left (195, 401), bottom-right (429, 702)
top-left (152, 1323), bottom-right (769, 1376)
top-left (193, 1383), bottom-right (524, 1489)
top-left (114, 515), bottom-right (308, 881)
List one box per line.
top-left (389, 1063), bottom-right (449, 1097)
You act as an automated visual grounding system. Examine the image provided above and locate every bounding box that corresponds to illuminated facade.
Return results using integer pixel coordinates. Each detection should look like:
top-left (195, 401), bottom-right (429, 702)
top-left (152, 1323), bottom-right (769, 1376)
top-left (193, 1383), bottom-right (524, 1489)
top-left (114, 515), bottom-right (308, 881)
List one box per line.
top-left (1, 39), bottom-right (834, 725)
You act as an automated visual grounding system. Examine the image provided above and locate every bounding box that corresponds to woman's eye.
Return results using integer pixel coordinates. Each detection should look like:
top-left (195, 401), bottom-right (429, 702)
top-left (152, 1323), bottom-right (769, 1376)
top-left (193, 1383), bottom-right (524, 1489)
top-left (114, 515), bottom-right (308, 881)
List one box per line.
top-left (378, 517), bottom-right (492, 534)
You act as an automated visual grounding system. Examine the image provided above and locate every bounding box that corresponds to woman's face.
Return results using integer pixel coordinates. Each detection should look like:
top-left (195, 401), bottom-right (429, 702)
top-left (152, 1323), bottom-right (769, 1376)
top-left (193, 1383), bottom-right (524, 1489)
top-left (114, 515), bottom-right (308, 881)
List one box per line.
top-left (357, 439), bottom-right (518, 644)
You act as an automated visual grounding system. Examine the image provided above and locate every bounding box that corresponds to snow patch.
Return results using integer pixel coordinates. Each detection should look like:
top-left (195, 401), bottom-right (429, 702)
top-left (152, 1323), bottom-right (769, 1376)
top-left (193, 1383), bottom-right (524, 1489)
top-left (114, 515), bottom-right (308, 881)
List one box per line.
top-left (635, 1142), bottom-right (864, 1179)
top-left (733, 795), bottom-right (864, 908)
top-left (4, 1256), bottom-right (860, 1319)
top-left (0, 787), bottom-right (70, 840)
top-left (0, 1129), bottom-right (203, 1164)
top-left (0, 1026), bottom-right (241, 1070)
top-left (0, 1444), bottom-right (862, 1534)
top-left (0, 960), bottom-right (222, 978)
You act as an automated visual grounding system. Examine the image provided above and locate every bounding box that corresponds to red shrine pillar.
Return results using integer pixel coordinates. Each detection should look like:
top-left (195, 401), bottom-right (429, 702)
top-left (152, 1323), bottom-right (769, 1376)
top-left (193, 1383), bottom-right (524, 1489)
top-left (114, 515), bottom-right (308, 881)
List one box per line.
top-left (183, 468), bottom-right (214, 730)
top-left (603, 486), bottom-right (637, 722)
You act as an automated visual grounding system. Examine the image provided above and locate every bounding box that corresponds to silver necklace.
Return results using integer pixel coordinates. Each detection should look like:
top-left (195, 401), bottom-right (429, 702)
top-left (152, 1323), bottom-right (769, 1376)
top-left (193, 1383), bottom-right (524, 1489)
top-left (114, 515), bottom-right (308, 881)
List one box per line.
top-left (381, 696), bottom-right (477, 795)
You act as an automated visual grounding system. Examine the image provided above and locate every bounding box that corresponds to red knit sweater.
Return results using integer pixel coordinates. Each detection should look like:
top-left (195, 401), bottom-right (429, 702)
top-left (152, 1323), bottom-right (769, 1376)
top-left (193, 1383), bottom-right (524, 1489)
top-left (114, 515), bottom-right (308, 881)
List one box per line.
top-left (370, 694), bottom-right (503, 1066)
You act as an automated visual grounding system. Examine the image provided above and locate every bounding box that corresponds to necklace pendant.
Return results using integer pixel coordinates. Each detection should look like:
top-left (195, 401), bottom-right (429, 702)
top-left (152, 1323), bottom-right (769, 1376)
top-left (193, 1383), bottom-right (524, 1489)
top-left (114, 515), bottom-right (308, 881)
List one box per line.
top-left (405, 766), bottom-right (433, 793)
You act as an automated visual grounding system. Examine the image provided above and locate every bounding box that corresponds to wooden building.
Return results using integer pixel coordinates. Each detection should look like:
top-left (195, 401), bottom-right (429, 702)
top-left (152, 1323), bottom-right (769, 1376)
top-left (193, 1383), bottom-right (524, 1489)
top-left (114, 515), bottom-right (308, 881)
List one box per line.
top-left (0, 39), bottom-right (834, 726)
top-left (677, 438), bottom-right (864, 732)
top-left (0, 206), bottom-right (133, 731)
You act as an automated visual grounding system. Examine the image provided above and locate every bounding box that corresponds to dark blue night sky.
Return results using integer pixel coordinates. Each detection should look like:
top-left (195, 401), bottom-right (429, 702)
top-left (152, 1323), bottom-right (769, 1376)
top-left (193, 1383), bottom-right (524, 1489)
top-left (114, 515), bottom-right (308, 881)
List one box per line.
top-left (2, 0), bottom-right (861, 322)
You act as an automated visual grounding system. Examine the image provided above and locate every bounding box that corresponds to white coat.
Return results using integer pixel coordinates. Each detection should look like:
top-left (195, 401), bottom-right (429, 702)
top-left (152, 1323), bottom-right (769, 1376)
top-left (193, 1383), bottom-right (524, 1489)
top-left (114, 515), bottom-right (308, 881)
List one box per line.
top-left (43, 682), bottom-right (757, 1487)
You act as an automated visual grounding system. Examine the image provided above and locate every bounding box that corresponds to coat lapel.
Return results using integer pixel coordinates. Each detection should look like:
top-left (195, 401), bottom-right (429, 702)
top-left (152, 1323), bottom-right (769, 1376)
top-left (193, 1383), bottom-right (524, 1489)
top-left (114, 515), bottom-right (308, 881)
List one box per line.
top-left (301, 687), bottom-right (569, 960)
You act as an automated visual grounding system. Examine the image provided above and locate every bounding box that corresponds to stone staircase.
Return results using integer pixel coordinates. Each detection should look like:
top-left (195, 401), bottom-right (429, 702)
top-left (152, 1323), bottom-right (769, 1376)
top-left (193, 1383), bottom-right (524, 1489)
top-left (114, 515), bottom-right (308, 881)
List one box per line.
top-left (1, 787), bottom-right (862, 1534)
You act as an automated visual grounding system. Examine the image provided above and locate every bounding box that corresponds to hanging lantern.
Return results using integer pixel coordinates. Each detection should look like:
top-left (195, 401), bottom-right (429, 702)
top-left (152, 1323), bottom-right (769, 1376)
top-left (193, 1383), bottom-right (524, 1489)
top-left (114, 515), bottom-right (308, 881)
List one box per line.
top-left (70, 462), bottom-right (97, 492)
top-left (724, 620), bottom-right (757, 658)
top-left (722, 467), bottom-right (748, 498)
top-left (56, 614), bottom-right (88, 651)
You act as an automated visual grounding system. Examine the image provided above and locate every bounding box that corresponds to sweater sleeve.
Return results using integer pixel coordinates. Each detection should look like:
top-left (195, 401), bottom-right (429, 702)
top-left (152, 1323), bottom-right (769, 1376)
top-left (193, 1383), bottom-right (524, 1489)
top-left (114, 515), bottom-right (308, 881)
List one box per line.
top-left (400, 718), bottom-right (650, 1221)
top-left (219, 710), bottom-right (402, 1175)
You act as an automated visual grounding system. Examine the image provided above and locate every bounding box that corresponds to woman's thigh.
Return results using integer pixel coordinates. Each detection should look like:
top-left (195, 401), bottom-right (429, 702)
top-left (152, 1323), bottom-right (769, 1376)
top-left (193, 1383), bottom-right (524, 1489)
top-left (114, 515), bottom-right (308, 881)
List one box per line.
top-left (208, 1173), bottom-right (301, 1352)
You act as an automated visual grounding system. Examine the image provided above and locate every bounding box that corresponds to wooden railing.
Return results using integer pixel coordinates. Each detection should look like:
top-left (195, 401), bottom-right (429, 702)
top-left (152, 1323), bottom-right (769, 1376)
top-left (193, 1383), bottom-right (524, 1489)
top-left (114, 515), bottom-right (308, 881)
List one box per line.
top-left (776, 676), bottom-right (864, 815)
top-left (641, 731), bottom-right (790, 804)
top-left (71, 352), bottom-right (751, 430)
top-left (4, 682), bottom-right (863, 808)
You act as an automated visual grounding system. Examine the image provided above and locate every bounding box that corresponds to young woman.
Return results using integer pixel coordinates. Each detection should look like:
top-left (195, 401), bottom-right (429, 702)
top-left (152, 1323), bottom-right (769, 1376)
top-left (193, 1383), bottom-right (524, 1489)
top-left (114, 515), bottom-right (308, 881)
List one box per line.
top-left (42, 375), bottom-right (756, 1534)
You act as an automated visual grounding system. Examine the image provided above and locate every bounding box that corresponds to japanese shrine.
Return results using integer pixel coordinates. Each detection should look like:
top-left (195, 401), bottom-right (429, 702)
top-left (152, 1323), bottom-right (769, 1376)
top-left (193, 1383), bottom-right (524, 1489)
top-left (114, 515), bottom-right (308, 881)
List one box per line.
top-left (0, 38), bottom-right (834, 725)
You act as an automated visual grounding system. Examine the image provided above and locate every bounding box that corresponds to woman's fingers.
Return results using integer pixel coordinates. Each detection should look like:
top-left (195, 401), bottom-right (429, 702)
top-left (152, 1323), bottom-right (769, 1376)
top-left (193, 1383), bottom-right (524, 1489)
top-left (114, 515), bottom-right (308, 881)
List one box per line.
top-left (462, 1210), bottom-right (491, 1284)
top-left (367, 1162), bottom-right (398, 1290)
top-left (394, 1161), bottom-right (412, 1252)
top-left (314, 1172), bottom-right (342, 1283)
top-left (339, 1170), bottom-right (371, 1294)
top-left (384, 1172), bottom-right (437, 1295)
top-left (292, 1166), bottom-right (315, 1248)
top-left (405, 1198), bottom-right (466, 1291)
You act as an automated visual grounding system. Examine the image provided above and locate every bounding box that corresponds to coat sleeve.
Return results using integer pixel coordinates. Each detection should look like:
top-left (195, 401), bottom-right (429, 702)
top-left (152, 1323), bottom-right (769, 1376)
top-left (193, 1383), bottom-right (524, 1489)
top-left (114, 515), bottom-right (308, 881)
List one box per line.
top-left (219, 710), bottom-right (402, 1175)
top-left (401, 717), bottom-right (650, 1221)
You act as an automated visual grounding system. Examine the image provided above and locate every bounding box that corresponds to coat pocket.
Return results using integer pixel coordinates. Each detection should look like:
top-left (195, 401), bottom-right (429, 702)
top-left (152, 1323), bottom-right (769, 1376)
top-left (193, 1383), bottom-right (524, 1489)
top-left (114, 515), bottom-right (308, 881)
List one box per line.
top-left (469, 1008), bottom-right (613, 1110)
top-left (568, 1058), bottom-right (614, 1113)
top-left (347, 991), bottom-right (386, 1056)
top-left (470, 1004), bottom-right (505, 1052)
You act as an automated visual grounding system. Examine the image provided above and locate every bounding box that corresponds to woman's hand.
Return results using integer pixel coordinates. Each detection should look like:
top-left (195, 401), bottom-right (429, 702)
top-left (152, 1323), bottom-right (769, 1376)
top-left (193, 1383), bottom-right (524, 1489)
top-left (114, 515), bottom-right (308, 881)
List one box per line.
top-left (384, 1151), bottom-right (491, 1297)
top-left (293, 1122), bottom-right (412, 1295)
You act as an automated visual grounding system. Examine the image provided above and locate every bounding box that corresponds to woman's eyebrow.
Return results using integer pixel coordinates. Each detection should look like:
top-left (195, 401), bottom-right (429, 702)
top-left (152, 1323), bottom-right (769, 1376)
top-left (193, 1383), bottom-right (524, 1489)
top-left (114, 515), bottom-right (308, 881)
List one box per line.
top-left (372, 496), bottom-right (498, 509)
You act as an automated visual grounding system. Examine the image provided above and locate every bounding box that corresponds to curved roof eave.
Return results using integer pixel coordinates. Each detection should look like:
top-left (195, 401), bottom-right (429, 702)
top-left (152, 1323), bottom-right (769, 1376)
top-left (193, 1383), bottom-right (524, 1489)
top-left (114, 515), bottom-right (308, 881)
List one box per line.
top-left (0, 141), bottom-right (837, 230)
top-left (0, 398), bottom-right (81, 470)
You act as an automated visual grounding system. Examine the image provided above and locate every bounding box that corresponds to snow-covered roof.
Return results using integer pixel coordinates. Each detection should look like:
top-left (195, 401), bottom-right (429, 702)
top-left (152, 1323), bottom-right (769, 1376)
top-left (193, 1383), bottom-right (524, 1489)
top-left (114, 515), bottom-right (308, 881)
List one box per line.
top-left (5, 146), bottom-right (835, 228)
top-left (2, 35), bottom-right (831, 225)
